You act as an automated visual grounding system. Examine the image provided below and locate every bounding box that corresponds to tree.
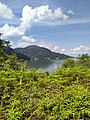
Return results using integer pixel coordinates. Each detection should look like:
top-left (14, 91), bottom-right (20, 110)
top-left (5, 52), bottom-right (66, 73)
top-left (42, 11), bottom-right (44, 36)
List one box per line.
top-left (0, 33), bottom-right (10, 45)
top-left (62, 58), bottom-right (74, 68)
top-left (77, 54), bottom-right (90, 68)
top-left (0, 34), bottom-right (26, 71)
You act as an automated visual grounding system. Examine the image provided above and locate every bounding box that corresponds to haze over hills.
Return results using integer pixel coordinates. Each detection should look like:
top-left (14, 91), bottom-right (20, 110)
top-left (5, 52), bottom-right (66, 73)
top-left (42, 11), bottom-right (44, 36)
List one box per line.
top-left (13, 45), bottom-right (71, 60)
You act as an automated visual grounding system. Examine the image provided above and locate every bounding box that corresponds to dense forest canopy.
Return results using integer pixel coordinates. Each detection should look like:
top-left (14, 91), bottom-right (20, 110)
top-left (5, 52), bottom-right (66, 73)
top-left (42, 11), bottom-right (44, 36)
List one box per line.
top-left (0, 38), bottom-right (26, 71)
top-left (0, 39), bottom-right (90, 120)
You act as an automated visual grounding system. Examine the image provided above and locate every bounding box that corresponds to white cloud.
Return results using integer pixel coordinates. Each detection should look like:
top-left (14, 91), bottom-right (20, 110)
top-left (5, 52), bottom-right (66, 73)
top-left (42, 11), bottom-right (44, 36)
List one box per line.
top-left (0, 23), bottom-right (24, 38)
top-left (53, 46), bottom-right (58, 51)
top-left (60, 49), bottom-right (65, 52)
top-left (38, 44), bottom-right (90, 56)
top-left (59, 45), bottom-right (90, 56)
top-left (20, 5), bottom-right (70, 31)
top-left (17, 35), bottom-right (36, 48)
top-left (53, 46), bottom-right (61, 52)
top-left (0, 5), bottom-right (73, 40)
top-left (21, 36), bottom-right (36, 42)
top-left (0, 2), bottom-right (14, 19)
top-left (54, 8), bottom-right (69, 20)
top-left (37, 42), bottom-right (61, 53)
top-left (70, 46), bottom-right (90, 52)
top-left (37, 41), bottom-right (59, 52)
top-left (67, 10), bottom-right (74, 15)
top-left (38, 42), bottom-right (50, 49)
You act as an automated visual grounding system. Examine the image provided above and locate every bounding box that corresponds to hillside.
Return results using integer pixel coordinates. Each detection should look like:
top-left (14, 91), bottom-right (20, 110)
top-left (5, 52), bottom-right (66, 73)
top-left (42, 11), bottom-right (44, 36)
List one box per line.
top-left (5, 47), bottom-right (30, 60)
top-left (14, 45), bottom-right (71, 60)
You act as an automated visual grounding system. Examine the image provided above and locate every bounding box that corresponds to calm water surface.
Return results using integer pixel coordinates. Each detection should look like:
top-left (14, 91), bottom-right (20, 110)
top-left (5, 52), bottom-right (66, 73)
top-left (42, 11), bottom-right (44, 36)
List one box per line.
top-left (27, 60), bottom-right (64, 74)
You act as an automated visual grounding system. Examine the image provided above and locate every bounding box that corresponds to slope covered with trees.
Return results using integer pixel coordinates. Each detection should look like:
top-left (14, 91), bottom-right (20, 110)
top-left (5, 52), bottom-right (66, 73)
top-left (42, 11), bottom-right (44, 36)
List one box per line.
top-left (0, 39), bottom-right (90, 120)
top-left (14, 45), bottom-right (71, 60)
top-left (5, 47), bottom-right (30, 60)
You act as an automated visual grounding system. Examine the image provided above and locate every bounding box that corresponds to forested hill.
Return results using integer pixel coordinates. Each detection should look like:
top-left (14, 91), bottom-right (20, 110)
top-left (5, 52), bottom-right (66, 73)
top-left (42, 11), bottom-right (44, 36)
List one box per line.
top-left (5, 47), bottom-right (30, 60)
top-left (14, 45), bottom-right (71, 60)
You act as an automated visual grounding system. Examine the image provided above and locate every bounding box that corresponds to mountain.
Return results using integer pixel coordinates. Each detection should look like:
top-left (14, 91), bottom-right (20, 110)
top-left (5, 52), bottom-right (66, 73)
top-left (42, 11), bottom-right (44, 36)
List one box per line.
top-left (14, 45), bottom-right (71, 60)
top-left (5, 47), bottom-right (30, 60)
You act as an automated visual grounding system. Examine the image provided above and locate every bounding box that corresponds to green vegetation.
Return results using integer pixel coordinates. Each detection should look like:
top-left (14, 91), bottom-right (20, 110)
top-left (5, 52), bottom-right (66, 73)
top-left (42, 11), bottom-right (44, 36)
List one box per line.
top-left (0, 39), bottom-right (90, 120)
top-left (0, 39), bottom-right (26, 71)
top-left (14, 45), bottom-right (71, 60)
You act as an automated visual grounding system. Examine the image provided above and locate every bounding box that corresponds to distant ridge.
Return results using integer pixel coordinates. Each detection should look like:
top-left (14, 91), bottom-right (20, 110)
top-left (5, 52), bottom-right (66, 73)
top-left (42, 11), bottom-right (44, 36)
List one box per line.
top-left (13, 45), bottom-right (71, 60)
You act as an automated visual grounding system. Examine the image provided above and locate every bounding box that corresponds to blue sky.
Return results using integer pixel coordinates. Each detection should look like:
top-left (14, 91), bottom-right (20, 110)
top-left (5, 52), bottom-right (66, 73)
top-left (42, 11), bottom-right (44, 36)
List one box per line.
top-left (0, 0), bottom-right (90, 56)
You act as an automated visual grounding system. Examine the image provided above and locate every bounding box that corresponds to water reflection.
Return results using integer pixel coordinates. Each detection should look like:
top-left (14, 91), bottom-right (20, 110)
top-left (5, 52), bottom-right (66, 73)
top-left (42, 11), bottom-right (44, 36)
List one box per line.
top-left (27, 60), bottom-right (64, 74)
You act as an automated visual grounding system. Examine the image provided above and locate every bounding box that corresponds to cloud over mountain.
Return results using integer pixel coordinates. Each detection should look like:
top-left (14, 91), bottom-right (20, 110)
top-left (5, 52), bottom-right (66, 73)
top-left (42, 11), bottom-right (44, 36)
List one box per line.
top-left (60, 45), bottom-right (90, 56)
top-left (17, 36), bottom-right (36, 47)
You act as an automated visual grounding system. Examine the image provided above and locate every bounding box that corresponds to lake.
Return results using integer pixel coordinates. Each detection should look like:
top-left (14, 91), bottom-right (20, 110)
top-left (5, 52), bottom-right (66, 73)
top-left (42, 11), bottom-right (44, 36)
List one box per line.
top-left (27, 60), bottom-right (64, 74)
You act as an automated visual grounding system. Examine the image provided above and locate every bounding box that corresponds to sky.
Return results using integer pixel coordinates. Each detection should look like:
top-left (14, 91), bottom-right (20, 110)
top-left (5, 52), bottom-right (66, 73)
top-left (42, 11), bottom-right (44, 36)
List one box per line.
top-left (0, 0), bottom-right (90, 56)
